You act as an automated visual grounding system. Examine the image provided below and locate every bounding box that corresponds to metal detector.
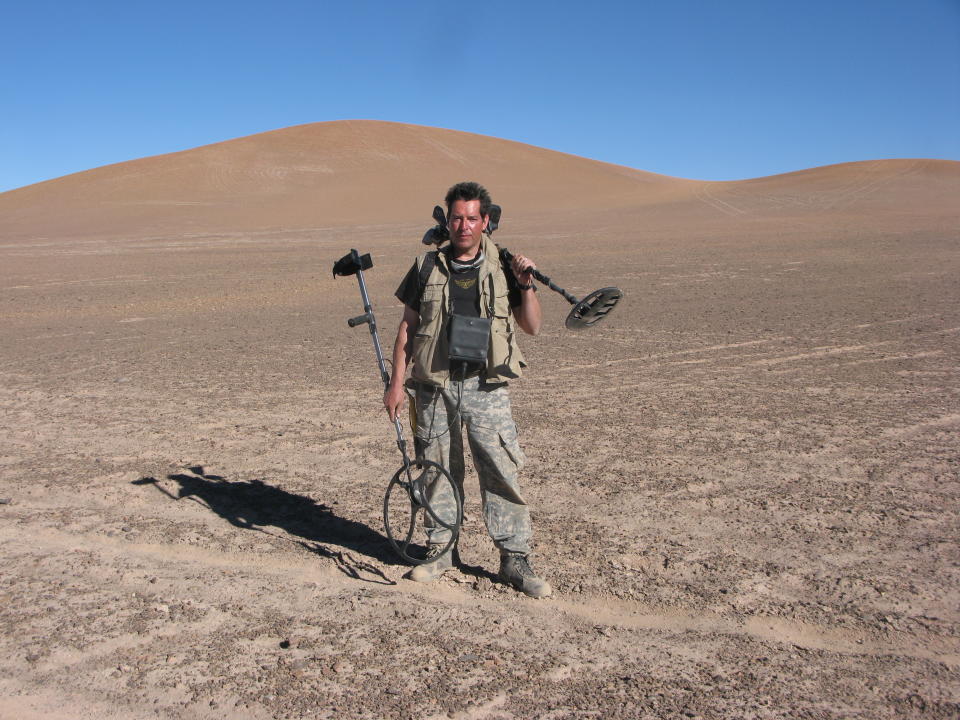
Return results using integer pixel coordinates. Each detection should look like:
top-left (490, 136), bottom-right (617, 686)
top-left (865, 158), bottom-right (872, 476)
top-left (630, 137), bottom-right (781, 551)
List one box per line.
top-left (425, 205), bottom-right (623, 329)
top-left (333, 249), bottom-right (463, 565)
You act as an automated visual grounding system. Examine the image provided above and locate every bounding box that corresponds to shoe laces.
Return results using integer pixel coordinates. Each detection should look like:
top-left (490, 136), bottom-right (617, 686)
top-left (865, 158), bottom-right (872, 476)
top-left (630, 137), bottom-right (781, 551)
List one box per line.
top-left (425, 545), bottom-right (446, 561)
top-left (511, 554), bottom-right (535, 578)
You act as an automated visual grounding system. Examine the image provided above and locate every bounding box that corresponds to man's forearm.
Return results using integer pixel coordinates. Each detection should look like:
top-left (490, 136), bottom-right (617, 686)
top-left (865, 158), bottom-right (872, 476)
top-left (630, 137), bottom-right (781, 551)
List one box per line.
top-left (388, 323), bottom-right (413, 388)
top-left (514, 288), bottom-right (542, 335)
top-left (388, 306), bottom-right (420, 389)
top-left (384, 310), bottom-right (418, 420)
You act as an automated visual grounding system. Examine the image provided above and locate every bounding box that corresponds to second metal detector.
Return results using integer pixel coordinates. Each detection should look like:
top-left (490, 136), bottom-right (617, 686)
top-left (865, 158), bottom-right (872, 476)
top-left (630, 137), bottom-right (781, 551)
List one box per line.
top-left (333, 249), bottom-right (463, 565)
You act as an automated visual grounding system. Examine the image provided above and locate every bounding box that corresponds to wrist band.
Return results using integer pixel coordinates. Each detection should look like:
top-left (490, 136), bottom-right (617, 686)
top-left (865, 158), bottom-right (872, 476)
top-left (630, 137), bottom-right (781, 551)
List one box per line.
top-left (517, 281), bottom-right (534, 291)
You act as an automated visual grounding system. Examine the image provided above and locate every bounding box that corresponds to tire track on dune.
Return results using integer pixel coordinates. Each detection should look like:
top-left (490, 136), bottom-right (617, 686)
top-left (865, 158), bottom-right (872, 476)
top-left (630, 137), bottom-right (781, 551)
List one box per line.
top-left (694, 184), bottom-right (749, 217)
top-left (0, 520), bottom-right (396, 590)
top-left (852, 313), bottom-right (941, 329)
top-left (690, 160), bottom-right (927, 216)
top-left (748, 340), bottom-right (900, 367)
top-left (4, 525), bottom-right (957, 668)
top-left (822, 160), bottom-right (923, 210)
top-left (882, 413), bottom-right (960, 439)
top-left (549, 598), bottom-right (960, 667)
top-left (540, 325), bottom-right (960, 379)
top-left (5, 275), bottom-right (154, 291)
top-left (838, 349), bottom-right (944, 369)
top-left (536, 338), bottom-right (785, 380)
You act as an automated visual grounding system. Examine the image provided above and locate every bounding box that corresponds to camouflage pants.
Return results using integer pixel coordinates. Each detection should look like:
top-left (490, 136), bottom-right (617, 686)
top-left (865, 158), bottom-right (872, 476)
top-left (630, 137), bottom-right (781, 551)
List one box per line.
top-left (414, 376), bottom-right (533, 554)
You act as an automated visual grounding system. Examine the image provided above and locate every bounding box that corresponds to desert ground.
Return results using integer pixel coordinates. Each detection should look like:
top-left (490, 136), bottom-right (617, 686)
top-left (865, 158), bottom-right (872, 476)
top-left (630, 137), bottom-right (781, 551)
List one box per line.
top-left (1, 122), bottom-right (958, 719)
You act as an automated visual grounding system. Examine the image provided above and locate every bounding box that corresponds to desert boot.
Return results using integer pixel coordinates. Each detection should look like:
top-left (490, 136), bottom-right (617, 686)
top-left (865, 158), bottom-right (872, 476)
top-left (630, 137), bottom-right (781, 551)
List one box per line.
top-left (499, 553), bottom-right (552, 598)
top-left (407, 546), bottom-right (453, 583)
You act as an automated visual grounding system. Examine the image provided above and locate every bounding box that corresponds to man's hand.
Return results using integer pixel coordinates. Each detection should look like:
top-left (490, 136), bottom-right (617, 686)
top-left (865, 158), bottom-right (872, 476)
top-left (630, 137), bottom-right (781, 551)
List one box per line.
top-left (510, 253), bottom-right (537, 288)
top-left (384, 383), bottom-right (406, 422)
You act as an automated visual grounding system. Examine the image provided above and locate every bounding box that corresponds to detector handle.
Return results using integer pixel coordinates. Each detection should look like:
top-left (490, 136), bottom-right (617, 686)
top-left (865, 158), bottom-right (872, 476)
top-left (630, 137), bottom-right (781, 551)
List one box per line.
top-left (497, 246), bottom-right (579, 306)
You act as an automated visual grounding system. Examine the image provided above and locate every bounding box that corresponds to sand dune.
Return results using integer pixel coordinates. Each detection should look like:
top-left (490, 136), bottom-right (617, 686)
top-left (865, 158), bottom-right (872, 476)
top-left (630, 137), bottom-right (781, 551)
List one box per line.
top-left (0, 121), bottom-right (686, 241)
top-left (697, 158), bottom-right (960, 220)
top-left (2, 120), bottom-right (956, 243)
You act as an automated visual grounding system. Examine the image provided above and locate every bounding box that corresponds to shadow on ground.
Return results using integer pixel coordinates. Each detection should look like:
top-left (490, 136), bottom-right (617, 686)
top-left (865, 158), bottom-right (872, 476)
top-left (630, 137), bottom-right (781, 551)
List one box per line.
top-left (133, 467), bottom-right (405, 584)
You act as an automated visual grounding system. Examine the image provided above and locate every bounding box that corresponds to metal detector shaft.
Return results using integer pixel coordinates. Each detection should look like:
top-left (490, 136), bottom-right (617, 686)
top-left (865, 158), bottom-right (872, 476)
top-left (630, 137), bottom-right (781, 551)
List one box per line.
top-left (498, 246), bottom-right (579, 306)
top-left (341, 249), bottom-right (410, 462)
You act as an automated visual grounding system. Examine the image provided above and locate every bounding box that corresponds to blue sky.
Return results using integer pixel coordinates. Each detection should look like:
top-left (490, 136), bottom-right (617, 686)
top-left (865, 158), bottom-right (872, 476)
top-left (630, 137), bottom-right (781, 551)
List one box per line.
top-left (1, 0), bottom-right (958, 193)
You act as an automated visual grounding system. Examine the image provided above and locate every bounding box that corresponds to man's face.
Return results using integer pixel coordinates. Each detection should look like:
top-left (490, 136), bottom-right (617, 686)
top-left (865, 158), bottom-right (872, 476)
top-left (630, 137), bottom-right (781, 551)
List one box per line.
top-left (447, 199), bottom-right (488, 257)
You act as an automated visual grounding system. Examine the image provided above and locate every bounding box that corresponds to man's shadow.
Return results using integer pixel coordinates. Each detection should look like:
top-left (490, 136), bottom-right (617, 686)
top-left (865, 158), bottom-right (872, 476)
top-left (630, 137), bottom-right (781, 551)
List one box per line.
top-left (133, 467), bottom-right (406, 584)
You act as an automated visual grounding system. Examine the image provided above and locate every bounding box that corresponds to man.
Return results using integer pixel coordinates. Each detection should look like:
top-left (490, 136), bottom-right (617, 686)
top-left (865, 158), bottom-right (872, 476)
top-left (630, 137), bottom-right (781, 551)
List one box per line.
top-left (383, 181), bottom-right (551, 598)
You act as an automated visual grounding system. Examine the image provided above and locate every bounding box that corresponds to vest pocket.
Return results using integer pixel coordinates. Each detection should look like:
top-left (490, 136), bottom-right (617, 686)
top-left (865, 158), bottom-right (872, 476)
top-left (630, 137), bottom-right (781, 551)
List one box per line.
top-left (413, 331), bottom-right (429, 356)
top-left (488, 324), bottom-right (511, 375)
top-left (492, 288), bottom-right (511, 318)
top-left (420, 285), bottom-right (443, 327)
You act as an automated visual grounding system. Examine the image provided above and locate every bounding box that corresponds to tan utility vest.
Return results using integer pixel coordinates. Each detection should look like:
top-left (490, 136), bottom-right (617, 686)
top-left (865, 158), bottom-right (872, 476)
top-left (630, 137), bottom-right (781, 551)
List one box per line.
top-left (411, 236), bottom-right (526, 387)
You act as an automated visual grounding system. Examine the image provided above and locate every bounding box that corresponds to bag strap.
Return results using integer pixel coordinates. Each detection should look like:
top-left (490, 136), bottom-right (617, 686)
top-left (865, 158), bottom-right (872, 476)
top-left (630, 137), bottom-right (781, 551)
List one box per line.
top-left (417, 250), bottom-right (439, 301)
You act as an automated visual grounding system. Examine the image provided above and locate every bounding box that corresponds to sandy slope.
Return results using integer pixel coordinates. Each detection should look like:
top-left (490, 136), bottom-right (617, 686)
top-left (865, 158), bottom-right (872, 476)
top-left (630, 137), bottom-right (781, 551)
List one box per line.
top-left (0, 122), bottom-right (958, 719)
top-left (0, 121), bottom-right (690, 242)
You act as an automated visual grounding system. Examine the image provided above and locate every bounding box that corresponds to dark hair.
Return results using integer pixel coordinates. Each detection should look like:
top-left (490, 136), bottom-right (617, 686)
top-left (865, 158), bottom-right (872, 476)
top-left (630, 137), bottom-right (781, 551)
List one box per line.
top-left (445, 181), bottom-right (492, 218)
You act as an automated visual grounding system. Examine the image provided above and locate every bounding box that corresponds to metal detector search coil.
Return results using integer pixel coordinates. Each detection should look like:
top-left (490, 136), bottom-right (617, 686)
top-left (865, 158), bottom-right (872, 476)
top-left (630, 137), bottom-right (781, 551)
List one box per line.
top-left (565, 287), bottom-right (624, 330)
top-left (333, 248), bottom-right (463, 565)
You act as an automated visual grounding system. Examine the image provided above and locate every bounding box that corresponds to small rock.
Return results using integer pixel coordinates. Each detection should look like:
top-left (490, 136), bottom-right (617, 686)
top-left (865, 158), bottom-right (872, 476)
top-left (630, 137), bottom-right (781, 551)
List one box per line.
top-left (473, 577), bottom-right (492, 591)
